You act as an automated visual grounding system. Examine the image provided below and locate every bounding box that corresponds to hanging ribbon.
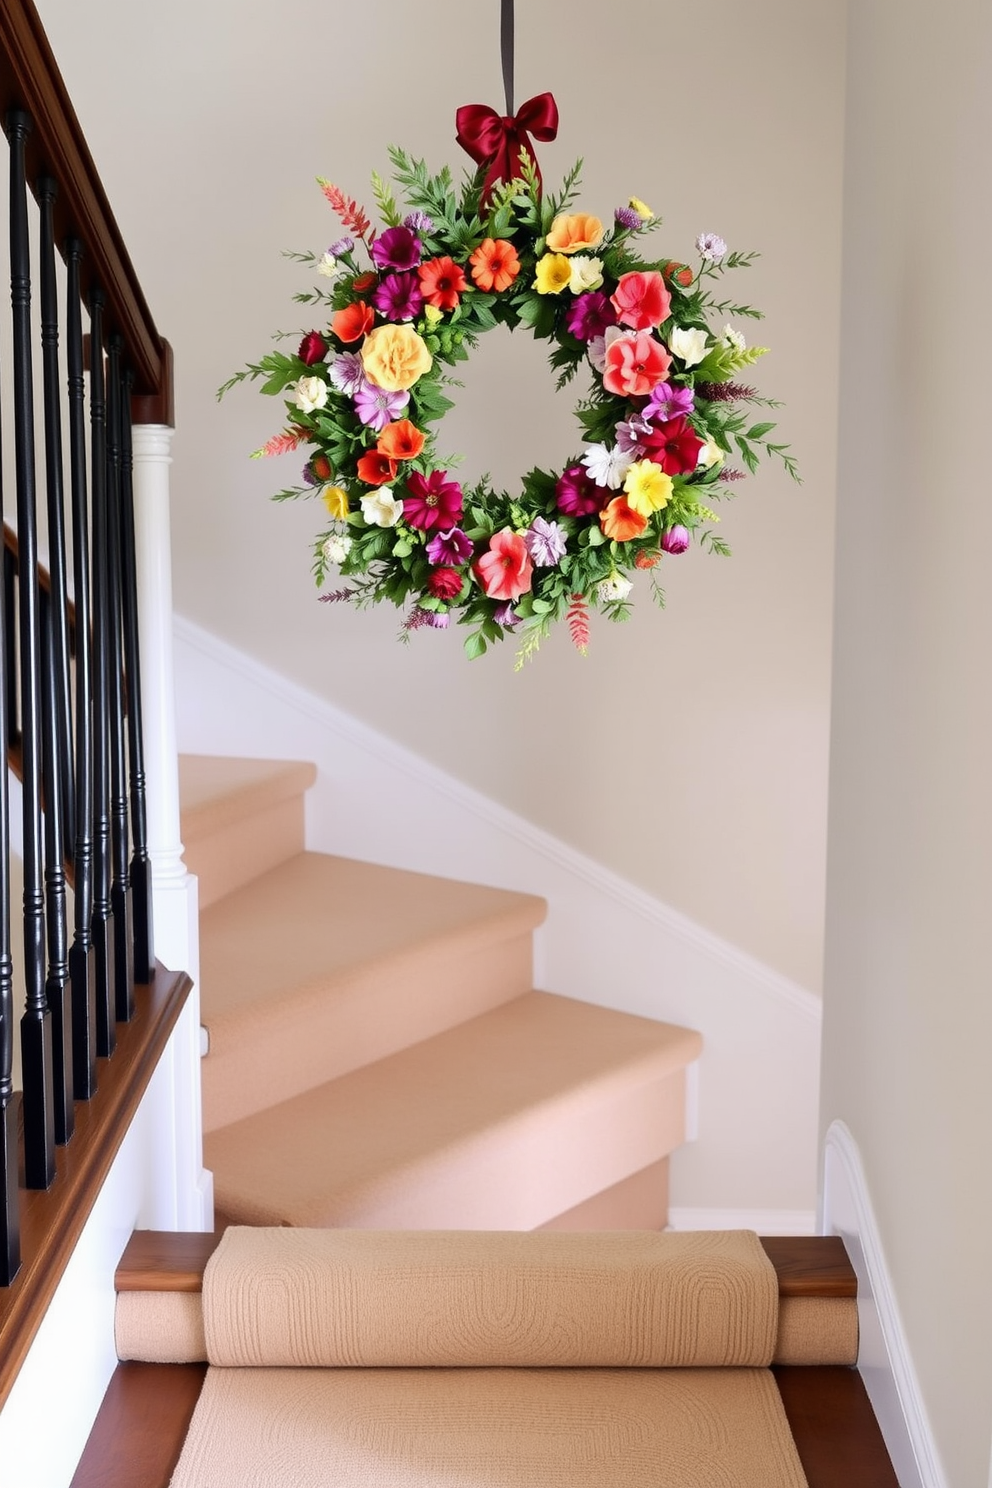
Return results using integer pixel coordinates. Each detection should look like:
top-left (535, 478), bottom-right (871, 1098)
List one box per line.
top-left (455, 0), bottom-right (558, 204)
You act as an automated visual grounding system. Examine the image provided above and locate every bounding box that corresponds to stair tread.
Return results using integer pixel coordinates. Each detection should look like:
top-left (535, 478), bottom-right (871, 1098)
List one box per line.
top-left (205, 991), bottom-right (702, 1228)
top-left (199, 852), bottom-right (547, 1024)
top-left (179, 754), bottom-right (316, 842)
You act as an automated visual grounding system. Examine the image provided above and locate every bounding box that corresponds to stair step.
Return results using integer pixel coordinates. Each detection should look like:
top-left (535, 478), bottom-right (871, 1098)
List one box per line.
top-left (204, 991), bottom-right (702, 1230)
top-left (179, 755), bottom-right (317, 909)
top-left (200, 853), bottom-right (547, 1131)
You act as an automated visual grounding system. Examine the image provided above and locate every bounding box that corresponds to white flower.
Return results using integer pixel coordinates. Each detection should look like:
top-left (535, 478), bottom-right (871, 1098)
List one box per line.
top-left (581, 442), bottom-right (634, 491)
top-left (722, 325), bottom-right (746, 354)
top-left (697, 436), bottom-right (725, 470)
top-left (360, 489), bottom-right (404, 528)
top-left (696, 232), bottom-right (727, 262)
top-left (588, 324), bottom-right (636, 374)
top-left (293, 375), bottom-right (329, 413)
top-left (322, 533), bottom-right (353, 564)
top-left (597, 573), bottom-right (633, 603)
top-left (317, 253), bottom-right (340, 279)
top-left (568, 254), bottom-right (604, 295)
top-left (668, 326), bottom-right (709, 367)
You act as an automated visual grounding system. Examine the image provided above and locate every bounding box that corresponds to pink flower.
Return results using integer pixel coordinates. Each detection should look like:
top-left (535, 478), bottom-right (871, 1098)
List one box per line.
top-left (474, 530), bottom-right (533, 601)
top-left (602, 331), bottom-right (672, 397)
top-left (610, 271), bottom-right (671, 331)
top-left (403, 470), bottom-right (464, 531)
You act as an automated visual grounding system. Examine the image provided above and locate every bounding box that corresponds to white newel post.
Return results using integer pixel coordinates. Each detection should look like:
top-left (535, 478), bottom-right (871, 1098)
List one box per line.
top-left (131, 422), bottom-right (213, 1231)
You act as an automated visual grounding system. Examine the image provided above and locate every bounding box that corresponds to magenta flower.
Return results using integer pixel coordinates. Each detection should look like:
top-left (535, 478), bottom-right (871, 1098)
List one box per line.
top-left (524, 517), bottom-right (567, 567)
top-left (404, 470), bottom-right (464, 531)
top-left (565, 291), bottom-right (618, 344)
top-left (354, 382), bottom-right (409, 430)
top-left (372, 271), bottom-right (424, 322)
top-left (555, 464), bottom-right (607, 518)
top-left (643, 381), bottom-right (695, 422)
top-left (371, 225), bottom-right (422, 272)
top-left (662, 525), bottom-right (691, 554)
top-left (426, 526), bottom-right (473, 565)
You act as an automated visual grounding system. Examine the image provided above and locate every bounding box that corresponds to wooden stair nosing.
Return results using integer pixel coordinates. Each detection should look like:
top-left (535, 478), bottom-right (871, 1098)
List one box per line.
top-left (115, 1230), bottom-right (857, 1299)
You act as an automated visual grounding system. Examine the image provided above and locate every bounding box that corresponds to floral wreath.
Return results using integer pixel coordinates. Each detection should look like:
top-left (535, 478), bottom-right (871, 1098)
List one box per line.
top-left (223, 101), bottom-right (798, 664)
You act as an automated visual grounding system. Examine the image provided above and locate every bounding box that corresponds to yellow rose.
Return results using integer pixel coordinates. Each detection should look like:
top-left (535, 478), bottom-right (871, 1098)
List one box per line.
top-left (623, 460), bottom-right (673, 517)
top-left (533, 253), bottom-right (572, 295)
top-left (361, 324), bottom-right (433, 391)
top-left (322, 485), bottom-right (350, 520)
top-left (545, 212), bottom-right (605, 255)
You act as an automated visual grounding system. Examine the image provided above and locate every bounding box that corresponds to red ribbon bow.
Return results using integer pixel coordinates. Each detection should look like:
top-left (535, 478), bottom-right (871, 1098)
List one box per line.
top-left (455, 93), bottom-right (559, 206)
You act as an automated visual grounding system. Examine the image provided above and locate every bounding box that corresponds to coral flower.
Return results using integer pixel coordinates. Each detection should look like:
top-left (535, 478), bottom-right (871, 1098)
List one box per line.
top-left (474, 529), bottom-right (533, 601)
top-left (376, 419), bottom-right (426, 461)
top-left (641, 416), bottom-right (705, 475)
top-left (418, 256), bottom-right (468, 311)
top-left (546, 213), bottom-right (604, 254)
top-left (600, 495), bottom-right (648, 542)
top-left (602, 331), bottom-right (672, 397)
top-left (610, 271), bottom-right (672, 331)
top-left (361, 324), bottom-right (433, 391)
top-left (533, 253), bottom-right (572, 295)
top-left (332, 300), bottom-right (375, 344)
top-left (403, 469), bottom-right (464, 531)
top-left (469, 238), bottom-right (521, 292)
top-left (356, 449), bottom-right (398, 486)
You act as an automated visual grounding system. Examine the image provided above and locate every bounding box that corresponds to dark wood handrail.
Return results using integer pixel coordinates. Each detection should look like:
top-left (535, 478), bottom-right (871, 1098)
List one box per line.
top-left (0, 0), bottom-right (173, 423)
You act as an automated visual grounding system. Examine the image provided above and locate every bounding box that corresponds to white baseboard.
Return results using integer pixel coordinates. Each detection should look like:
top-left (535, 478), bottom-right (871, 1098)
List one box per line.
top-left (173, 614), bottom-right (822, 1216)
top-left (822, 1121), bottom-right (946, 1488)
top-left (667, 1207), bottom-right (816, 1234)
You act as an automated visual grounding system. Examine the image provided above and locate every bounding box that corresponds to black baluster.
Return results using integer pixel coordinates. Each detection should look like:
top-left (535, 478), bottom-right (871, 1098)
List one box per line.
top-left (37, 178), bottom-right (73, 1142)
top-left (119, 371), bottom-right (153, 982)
top-left (8, 109), bottom-right (55, 1188)
top-left (0, 375), bottom-right (19, 1285)
top-left (3, 541), bottom-right (17, 760)
top-left (89, 291), bottom-right (115, 1058)
top-left (65, 240), bottom-right (97, 1097)
top-left (106, 338), bottom-right (132, 1022)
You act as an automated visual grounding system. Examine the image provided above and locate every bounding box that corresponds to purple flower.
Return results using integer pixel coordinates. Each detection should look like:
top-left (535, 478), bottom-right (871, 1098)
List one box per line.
top-left (614, 206), bottom-right (641, 231)
top-left (524, 517), bottom-right (567, 567)
top-left (696, 232), bottom-right (727, 263)
top-left (555, 464), bottom-right (607, 518)
top-left (426, 526), bottom-right (473, 566)
top-left (353, 382), bottom-right (409, 430)
top-left (493, 602), bottom-right (522, 629)
top-left (404, 211), bottom-right (435, 234)
top-left (328, 236), bottom-right (354, 257)
top-left (302, 462), bottom-right (319, 487)
top-left (565, 291), bottom-right (618, 344)
top-left (615, 414), bottom-right (653, 456)
top-left (426, 610), bottom-right (450, 628)
top-left (328, 351), bottom-right (367, 396)
top-left (643, 381), bottom-right (695, 422)
top-left (661, 525), bottom-right (691, 554)
top-left (372, 271), bottom-right (423, 322)
top-left (403, 605), bottom-right (449, 631)
top-left (371, 225), bottom-right (422, 272)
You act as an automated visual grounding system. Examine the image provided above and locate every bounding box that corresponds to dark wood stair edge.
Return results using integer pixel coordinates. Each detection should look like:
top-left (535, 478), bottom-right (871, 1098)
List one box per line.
top-left (69, 1360), bottom-right (897, 1488)
top-left (115, 1230), bottom-right (857, 1299)
top-left (0, 965), bottom-right (194, 1410)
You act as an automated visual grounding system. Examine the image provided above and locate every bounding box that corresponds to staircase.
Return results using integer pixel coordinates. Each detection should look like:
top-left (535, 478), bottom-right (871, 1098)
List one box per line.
top-left (181, 755), bottom-right (703, 1231)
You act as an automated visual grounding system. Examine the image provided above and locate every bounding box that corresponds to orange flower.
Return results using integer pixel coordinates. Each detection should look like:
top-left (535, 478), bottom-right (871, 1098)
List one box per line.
top-left (356, 449), bottom-right (398, 486)
top-left (352, 272), bottom-right (377, 293)
top-left (635, 548), bottom-right (661, 569)
top-left (545, 213), bottom-right (604, 255)
top-left (418, 256), bottom-right (468, 311)
top-left (332, 300), bottom-right (374, 344)
top-left (376, 419), bottom-right (425, 461)
top-left (600, 495), bottom-right (648, 542)
top-left (469, 238), bottom-right (521, 292)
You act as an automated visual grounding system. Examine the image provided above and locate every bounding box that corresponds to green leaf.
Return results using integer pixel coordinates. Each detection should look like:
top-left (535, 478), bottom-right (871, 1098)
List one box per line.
top-left (745, 421), bottom-right (775, 440)
top-left (464, 630), bottom-right (487, 660)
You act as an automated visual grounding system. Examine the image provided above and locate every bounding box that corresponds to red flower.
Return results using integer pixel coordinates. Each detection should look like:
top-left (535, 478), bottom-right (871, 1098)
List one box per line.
top-left (418, 256), bottom-right (468, 311)
top-left (662, 260), bottom-right (694, 288)
top-left (309, 453), bottom-right (333, 482)
top-left (427, 566), bottom-right (463, 601)
top-left (403, 469), bottom-right (464, 531)
top-left (332, 300), bottom-right (375, 344)
top-left (352, 272), bottom-right (377, 293)
top-left (356, 449), bottom-right (398, 486)
top-left (641, 416), bottom-right (704, 475)
top-left (298, 331), bottom-right (328, 365)
top-left (610, 271), bottom-right (671, 331)
top-left (474, 529), bottom-right (533, 601)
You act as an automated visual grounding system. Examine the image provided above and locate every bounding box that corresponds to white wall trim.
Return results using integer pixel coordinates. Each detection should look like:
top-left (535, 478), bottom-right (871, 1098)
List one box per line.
top-left (668, 1208), bottom-right (816, 1235)
top-left (174, 615), bottom-right (820, 1026)
top-left (822, 1120), bottom-right (946, 1488)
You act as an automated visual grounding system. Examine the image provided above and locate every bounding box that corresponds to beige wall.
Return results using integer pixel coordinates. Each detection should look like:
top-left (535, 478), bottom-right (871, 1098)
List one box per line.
top-left (37, 0), bottom-right (844, 995)
top-left (821, 3), bottom-right (992, 1483)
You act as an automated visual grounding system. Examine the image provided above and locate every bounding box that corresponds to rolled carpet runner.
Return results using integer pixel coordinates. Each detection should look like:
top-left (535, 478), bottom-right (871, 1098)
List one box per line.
top-left (201, 1226), bottom-right (780, 1369)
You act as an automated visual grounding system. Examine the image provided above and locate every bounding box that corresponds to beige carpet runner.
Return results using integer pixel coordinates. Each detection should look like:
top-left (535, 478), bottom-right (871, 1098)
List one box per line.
top-left (160, 1228), bottom-right (812, 1487)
